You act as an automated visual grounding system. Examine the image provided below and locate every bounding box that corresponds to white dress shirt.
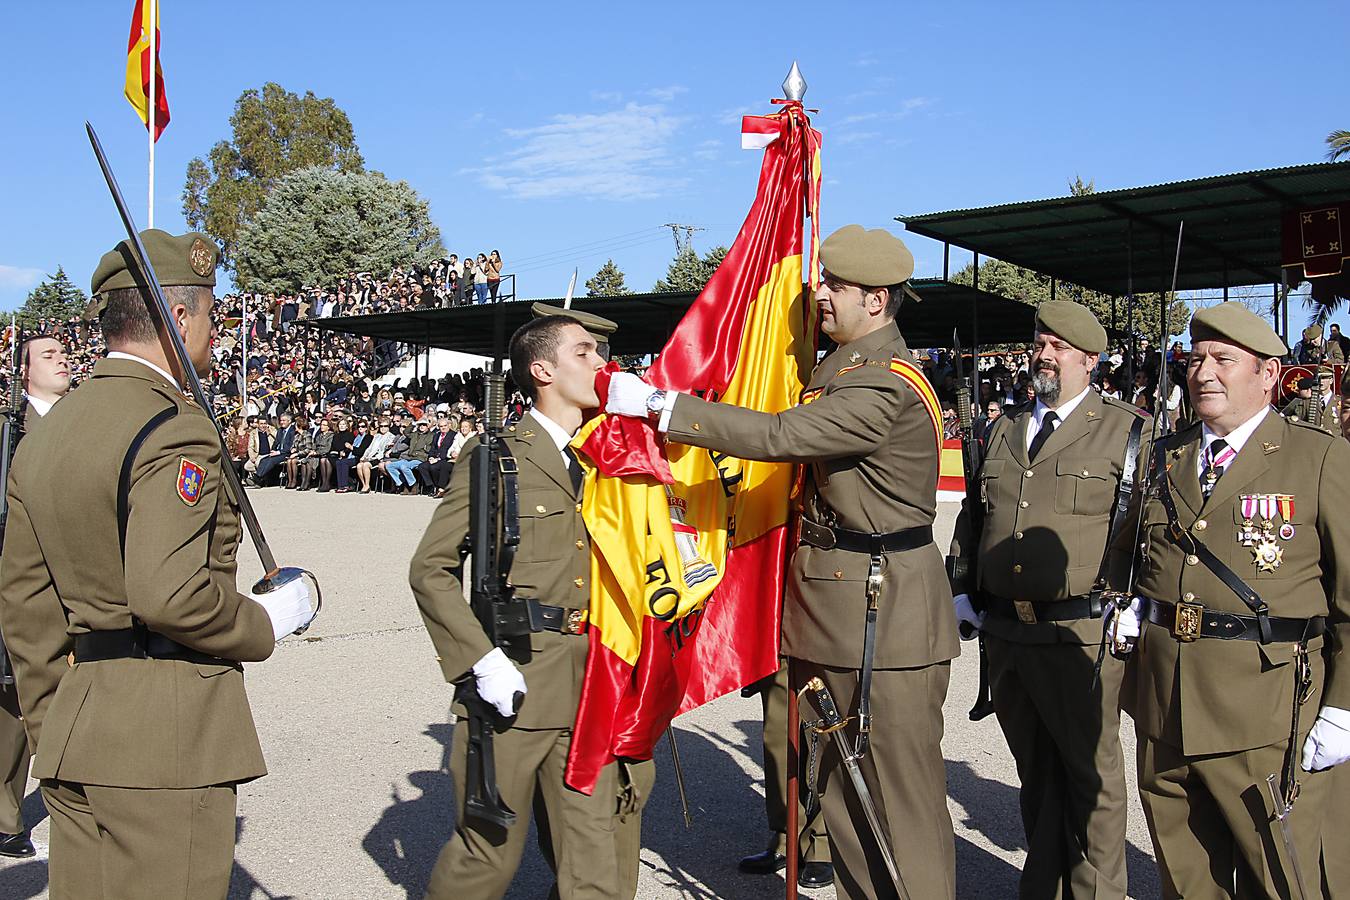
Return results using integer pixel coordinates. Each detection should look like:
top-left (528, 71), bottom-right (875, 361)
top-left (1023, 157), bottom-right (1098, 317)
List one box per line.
top-left (529, 408), bottom-right (578, 468)
top-left (1197, 406), bottom-right (1269, 477)
top-left (1025, 385), bottom-right (1091, 453)
top-left (107, 351), bottom-right (181, 390)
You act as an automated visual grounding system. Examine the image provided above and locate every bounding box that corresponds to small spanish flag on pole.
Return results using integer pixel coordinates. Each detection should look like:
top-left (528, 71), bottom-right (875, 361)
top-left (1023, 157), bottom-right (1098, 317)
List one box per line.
top-left (125, 0), bottom-right (169, 226)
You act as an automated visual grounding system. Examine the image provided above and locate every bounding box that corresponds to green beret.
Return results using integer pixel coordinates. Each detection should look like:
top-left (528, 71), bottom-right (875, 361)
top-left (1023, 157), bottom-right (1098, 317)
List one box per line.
top-left (530, 302), bottom-right (617, 346)
top-left (1034, 300), bottom-right (1106, 354)
top-left (1189, 303), bottom-right (1287, 359)
top-left (819, 225), bottom-right (915, 289)
top-left (89, 229), bottom-right (218, 317)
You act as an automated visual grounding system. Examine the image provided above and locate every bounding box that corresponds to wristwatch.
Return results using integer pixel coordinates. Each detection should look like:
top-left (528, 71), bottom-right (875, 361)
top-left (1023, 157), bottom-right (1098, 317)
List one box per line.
top-left (645, 389), bottom-right (668, 420)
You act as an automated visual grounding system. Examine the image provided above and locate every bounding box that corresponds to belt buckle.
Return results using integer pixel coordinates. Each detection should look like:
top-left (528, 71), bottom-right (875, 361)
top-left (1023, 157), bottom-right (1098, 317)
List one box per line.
top-left (1173, 600), bottom-right (1203, 642)
top-left (563, 609), bottom-right (587, 635)
top-left (1013, 600), bottom-right (1038, 625)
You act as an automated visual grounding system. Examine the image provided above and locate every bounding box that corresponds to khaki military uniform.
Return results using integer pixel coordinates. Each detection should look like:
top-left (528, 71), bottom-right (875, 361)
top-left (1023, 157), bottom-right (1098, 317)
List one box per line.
top-left (0, 399), bottom-right (42, 839)
top-left (1112, 411), bottom-right (1350, 898)
top-left (410, 411), bottom-right (629, 900)
top-left (950, 390), bottom-right (1144, 899)
top-left (0, 358), bottom-right (276, 899)
top-left (1280, 393), bottom-right (1340, 433)
top-left (666, 320), bottom-right (960, 900)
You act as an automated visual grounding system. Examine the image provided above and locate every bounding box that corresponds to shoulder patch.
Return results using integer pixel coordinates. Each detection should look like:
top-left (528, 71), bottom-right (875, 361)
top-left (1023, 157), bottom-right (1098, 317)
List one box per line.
top-left (176, 457), bottom-right (207, 506)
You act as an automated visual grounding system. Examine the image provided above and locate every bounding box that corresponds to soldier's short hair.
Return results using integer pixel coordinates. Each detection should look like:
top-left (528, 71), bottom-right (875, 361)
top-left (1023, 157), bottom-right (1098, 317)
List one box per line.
top-left (100, 284), bottom-right (207, 344)
top-left (509, 314), bottom-right (586, 403)
top-left (881, 283), bottom-right (906, 319)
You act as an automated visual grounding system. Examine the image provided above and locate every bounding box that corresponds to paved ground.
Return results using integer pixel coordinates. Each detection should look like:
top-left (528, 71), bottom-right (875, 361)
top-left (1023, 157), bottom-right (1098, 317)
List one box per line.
top-left (0, 490), bottom-right (1161, 899)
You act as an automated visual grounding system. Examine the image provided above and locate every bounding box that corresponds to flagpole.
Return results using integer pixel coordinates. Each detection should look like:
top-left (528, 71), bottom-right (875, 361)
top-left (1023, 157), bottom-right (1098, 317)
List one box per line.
top-left (146, 0), bottom-right (156, 228)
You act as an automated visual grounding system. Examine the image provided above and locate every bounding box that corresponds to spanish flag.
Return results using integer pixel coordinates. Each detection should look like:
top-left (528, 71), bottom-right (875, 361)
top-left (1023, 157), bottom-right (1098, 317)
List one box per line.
top-left (125, 0), bottom-right (170, 141)
top-left (565, 101), bottom-right (822, 793)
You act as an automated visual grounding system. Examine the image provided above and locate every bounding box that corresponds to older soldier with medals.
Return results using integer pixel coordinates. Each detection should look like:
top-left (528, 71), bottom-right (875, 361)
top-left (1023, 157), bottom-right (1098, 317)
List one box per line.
top-left (0, 229), bottom-right (317, 899)
top-left (606, 224), bottom-right (960, 899)
top-left (1109, 303), bottom-right (1350, 898)
top-left (949, 301), bottom-right (1145, 899)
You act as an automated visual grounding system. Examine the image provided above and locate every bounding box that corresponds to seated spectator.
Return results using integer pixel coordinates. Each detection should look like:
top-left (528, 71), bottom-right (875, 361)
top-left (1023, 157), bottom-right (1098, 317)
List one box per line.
top-left (356, 421), bottom-right (395, 494)
top-left (449, 417), bottom-right (474, 462)
top-left (225, 416), bottom-right (250, 482)
top-left (285, 416), bottom-right (316, 489)
top-left (306, 417), bottom-right (335, 491)
top-left (246, 418), bottom-right (276, 483)
top-left (386, 418), bottom-right (433, 495)
top-left (418, 414), bottom-right (459, 497)
top-left (335, 420), bottom-right (371, 493)
top-left (255, 413), bottom-right (296, 486)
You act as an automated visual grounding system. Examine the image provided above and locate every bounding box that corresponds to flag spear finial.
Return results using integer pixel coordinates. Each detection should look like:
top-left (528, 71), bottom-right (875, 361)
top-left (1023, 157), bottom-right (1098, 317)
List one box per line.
top-left (782, 61), bottom-right (807, 101)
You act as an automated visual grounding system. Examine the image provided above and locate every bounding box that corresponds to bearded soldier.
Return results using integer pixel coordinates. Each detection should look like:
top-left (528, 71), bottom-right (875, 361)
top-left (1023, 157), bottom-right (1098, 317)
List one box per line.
top-left (606, 224), bottom-right (959, 899)
top-left (950, 301), bottom-right (1145, 899)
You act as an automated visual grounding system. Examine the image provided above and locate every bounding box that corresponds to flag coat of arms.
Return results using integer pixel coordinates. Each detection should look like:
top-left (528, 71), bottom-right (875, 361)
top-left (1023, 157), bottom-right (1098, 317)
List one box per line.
top-left (565, 101), bottom-right (822, 792)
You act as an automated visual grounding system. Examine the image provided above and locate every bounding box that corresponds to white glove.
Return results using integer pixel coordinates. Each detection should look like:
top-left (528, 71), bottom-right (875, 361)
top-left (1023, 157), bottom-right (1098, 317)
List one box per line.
top-left (249, 577), bottom-right (317, 641)
top-left (606, 372), bottom-right (656, 418)
top-left (1302, 706), bottom-right (1350, 772)
top-left (471, 647), bottom-right (527, 718)
top-left (1112, 596), bottom-right (1144, 642)
top-left (953, 594), bottom-right (984, 640)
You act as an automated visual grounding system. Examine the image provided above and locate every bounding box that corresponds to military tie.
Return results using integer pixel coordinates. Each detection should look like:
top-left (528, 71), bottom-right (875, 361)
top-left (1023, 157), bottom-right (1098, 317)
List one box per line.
top-left (1199, 438), bottom-right (1234, 498)
top-left (1027, 411), bottom-right (1058, 462)
top-left (564, 446), bottom-right (584, 496)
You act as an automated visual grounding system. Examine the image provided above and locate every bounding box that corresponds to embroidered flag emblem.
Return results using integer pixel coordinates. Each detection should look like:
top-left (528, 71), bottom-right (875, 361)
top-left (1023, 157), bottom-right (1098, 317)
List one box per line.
top-left (176, 457), bottom-right (206, 506)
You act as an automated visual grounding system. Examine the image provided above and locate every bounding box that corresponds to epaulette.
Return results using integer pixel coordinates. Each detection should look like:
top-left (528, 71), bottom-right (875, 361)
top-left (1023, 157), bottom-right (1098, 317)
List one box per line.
top-left (1100, 394), bottom-right (1151, 418)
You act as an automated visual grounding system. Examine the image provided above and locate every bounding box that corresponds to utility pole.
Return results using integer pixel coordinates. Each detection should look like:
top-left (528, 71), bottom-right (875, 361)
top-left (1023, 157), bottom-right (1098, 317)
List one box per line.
top-left (661, 223), bottom-right (706, 256)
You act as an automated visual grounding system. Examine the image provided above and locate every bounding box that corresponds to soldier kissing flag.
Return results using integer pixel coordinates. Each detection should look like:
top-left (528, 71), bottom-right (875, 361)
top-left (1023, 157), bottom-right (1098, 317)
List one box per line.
top-left (565, 99), bottom-right (822, 792)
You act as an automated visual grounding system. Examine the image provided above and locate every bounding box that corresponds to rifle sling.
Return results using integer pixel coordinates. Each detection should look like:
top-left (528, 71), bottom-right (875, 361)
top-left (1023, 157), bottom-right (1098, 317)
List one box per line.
top-left (1089, 414), bottom-right (1145, 600)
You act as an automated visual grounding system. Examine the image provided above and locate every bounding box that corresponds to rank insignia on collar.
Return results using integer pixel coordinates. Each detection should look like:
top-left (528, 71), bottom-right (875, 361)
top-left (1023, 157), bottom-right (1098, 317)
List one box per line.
top-left (1262, 442), bottom-right (1280, 454)
top-left (522, 430), bottom-right (535, 438)
top-left (176, 457), bottom-right (206, 506)
top-left (1085, 410), bottom-right (1096, 418)
top-left (850, 351), bottom-right (861, 363)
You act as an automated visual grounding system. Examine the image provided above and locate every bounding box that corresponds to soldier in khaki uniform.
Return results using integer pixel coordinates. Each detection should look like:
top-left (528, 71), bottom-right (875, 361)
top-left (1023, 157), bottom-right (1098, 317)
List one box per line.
top-left (1281, 367), bottom-right (1340, 433)
top-left (1109, 304), bottom-right (1350, 898)
top-left (0, 230), bottom-right (315, 899)
top-left (0, 333), bottom-right (71, 858)
top-left (950, 301), bottom-right (1143, 899)
top-left (606, 224), bottom-right (960, 899)
top-left (410, 313), bottom-right (631, 899)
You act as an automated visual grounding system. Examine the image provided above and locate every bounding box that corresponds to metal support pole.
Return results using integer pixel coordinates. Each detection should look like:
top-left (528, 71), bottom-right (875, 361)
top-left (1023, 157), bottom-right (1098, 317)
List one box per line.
top-left (1050, 278), bottom-right (1057, 302)
top-left (1125, 222), bottom-right (1135, 388)
top-left (943, 243), bottom-right (950, 282)
top-left (971, 253), bottom-right (981, 369)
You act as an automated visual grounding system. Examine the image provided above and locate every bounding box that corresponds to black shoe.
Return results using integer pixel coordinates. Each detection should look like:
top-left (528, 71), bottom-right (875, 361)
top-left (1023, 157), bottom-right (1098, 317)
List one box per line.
top-left (738, 848), bottom-right (787, 875)
top-left (797, 861), bottom-right (834, 890)
top-left (0, 831), bottom-right (35, 858)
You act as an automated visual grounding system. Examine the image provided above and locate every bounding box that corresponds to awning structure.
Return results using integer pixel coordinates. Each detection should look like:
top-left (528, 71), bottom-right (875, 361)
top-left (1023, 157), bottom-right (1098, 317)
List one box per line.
top-left (899, 160), bottom-right (1350, 296)
top-left (306, 279), bottom-right (1038, 356)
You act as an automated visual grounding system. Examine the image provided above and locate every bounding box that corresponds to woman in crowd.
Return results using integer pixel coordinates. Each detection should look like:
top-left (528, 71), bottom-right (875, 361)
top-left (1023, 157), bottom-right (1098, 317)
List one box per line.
top-left (335, 419), bottom-right (370, 493)
top-left (307, 417), bottom-right (336, 492)
top-left (285, 416), bottom-right (315, 490)
top-left (225, 417), bottom-right (250, 482)
top-left (355, 421), bottom-right (395, 494)
top-left (486, 249), bottom-right (503, 301)
top-left (473, 253), bottom-right (490, 304)
top-left (374, 387), bottom-right (395, 414)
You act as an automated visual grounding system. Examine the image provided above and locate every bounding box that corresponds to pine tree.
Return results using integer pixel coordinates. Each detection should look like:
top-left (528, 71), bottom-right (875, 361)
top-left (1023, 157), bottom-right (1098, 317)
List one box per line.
top-left (19, 267), bottom-right (87, 329)
top-left (652, 246), bottom-right (729, 293)
top-left (585, 259), bottom-right (632, 296)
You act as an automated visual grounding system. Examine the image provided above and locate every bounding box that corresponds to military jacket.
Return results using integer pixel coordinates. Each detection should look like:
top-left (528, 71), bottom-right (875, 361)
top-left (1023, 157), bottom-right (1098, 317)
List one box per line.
top-left (666, 321), bottom-right (960, 670)
top-left (1280, 394), bottom-right (1340, 433)
top-left (0, 358), bottom-right (275, 788)
top-left (950, 390), bottom-right (1146, 644)
top-left (1110, 410), bottom-right (1350, 755)
top-left (409, 413), bottom-right (592, 730)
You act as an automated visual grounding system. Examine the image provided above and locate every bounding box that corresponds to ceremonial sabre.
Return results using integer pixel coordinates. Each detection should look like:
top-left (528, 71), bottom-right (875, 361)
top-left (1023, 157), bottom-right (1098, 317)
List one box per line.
top-left (802, 677), bottom-right (910, 900)
top-left (86, 122), bottom-right (321, 619)
top-left (1267, 773), bottom-right (1312, 899)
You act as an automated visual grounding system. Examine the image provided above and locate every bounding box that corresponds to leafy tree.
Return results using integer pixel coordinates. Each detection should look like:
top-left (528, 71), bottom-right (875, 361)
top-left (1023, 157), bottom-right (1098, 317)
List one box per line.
top-left (1068, 175), bottom-right (1095, 196)
top-left (182, 82), bottom-right (365, 270)
top-left (1327, 130), bottom-right (1350, 161)
top-left (652, 245), bottom-right (729, 293)
top-left (585, 259), bottom-right (632, 296)
top-left (18, 267), bottom-right (87, 329)
top-left (234, 167), bottom-right (444, 294)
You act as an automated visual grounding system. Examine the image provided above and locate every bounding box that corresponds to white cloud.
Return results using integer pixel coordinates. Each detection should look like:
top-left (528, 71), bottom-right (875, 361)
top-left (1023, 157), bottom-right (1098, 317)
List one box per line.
top-left (834, 131), bottom-right (880, 146)
top-left (838, 97), bottom-right (934, 126)
top-left (471, 103), bottom-right (686, 201)
top-left (645, 85), bottom-right (688, 102)
top-left (716, 104), bottom-right (757, 126)
top-left (0, 265), bottom-right (43, 292)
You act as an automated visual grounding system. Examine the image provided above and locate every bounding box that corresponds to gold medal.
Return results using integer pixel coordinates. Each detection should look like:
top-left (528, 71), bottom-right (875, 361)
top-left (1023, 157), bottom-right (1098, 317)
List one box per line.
top-left (1252, 535), bottom-right (1283, 572)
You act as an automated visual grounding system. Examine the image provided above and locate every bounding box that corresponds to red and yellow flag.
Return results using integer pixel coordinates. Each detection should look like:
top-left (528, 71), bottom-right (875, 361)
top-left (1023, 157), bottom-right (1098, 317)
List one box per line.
top-left (125, 0), bottom-right (170, 141)
top-left (565, 101), bottom-right (822, 793)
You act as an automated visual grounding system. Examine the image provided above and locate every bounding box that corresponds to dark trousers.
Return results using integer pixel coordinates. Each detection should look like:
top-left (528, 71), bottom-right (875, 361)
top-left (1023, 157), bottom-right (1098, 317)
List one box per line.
top-left (335, 458), bottom-right (357, 489)
top-left (254, 454), bottom-right (284, 485)
top-left (419, 459), bottom-right (453, 489)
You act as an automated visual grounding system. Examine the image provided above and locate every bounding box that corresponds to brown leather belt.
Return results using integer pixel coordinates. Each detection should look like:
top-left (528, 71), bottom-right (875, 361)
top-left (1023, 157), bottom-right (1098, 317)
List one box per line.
top-left (1144, 597), bottom-right (1325, 643)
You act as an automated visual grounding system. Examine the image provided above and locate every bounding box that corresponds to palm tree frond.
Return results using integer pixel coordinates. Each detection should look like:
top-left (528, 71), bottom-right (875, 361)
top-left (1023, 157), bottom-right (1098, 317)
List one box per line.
top-left (1327, 130), bottom-right (1350, 161)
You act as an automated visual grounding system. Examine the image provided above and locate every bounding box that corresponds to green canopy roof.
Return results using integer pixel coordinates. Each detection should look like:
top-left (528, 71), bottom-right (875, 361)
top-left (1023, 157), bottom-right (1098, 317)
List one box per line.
top-left (305, 280), bottom-right (1038, 355)
top-left (899, 160), bottom-right (1350, 296)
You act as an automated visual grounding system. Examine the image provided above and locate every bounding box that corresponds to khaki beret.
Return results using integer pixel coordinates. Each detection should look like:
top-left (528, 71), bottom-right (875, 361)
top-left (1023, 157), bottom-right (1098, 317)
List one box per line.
top-left (1319, 365), bottom-right (1336, 378)
top-left (89, 229), bottom-right (219, 316)
top-left (1303, 324), bottom-right (1323, 341)
top-left (530, 302), bottom-right (617, 345)
top-left (1034, 300), bottom-right (1107, 354)
top-left (1189, 303), bottom-right (1287, 358)
top-left (819, 225), bottom-right (915, 289)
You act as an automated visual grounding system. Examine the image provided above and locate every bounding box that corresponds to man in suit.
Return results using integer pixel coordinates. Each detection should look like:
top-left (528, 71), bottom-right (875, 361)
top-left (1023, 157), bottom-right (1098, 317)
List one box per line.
top-left (0, 229), bottom-right (315, 898)
top-left (410, 313), bottom-right (634, 899)
top-left (607, 224), bottom-right (960, 899)
top-left (418, 415), bottom-right (458, 495)
top-left (1110, 303), bottom-right (1350, 897)
top-left (950, 301), bottom-right (1145, 899)
top-left (253, 412), bottom-right (294, 485)
top-left (0, 333), bottom-right (72, 858)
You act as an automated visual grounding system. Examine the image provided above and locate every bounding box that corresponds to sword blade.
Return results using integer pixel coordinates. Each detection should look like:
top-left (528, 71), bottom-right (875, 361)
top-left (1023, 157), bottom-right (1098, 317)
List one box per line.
top-left (828, 728), bottom-right (909, 900)
top-left (1267, 774), bottom-right (1311, 900)
top-left (86, 122), bottom-right (278, 575)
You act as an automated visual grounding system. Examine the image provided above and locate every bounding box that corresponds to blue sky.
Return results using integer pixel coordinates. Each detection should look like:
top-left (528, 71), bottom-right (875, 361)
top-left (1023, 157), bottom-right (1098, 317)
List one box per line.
top-left (3, 0), bottom-right (1348, 330)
